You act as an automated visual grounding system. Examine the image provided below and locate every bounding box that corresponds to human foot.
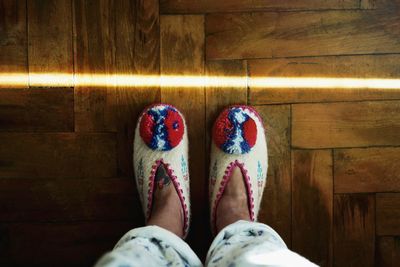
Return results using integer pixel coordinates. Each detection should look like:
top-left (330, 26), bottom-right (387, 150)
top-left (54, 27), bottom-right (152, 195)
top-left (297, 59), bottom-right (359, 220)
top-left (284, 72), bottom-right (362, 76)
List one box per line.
top-left (147, 164), bottom-right (183, 238)
top-left (216, 166), bottom-right (250, 232)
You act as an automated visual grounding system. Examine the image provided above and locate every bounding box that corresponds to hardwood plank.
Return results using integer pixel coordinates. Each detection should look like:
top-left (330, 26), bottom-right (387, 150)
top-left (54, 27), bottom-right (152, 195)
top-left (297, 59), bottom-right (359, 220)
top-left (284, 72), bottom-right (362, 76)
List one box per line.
top-left (376, 236), bottom-right (400, 267)
top-left (73, 0), bottom-right (116, 131)
top-left (0, 133), bottom-right (116, 178)
top-left (0, 177), bottom-right (141, 222)
top-left (205, 10), bottom-right (400, 60)
top-left (334, 147), bottom-right (400, 193)
top-left (160, 14), bottom-right (209, 258)
top-left (205, 60), bottom-right (247, 147)
top-left (161, 0), bottom-right (359, 13)
top-left (292, 149), bottom-right (333, 266)
top-left (28, 0), bottom-right (73, 86)
top-left (376, 193), bottom-right (400, 235)
top-left (255, 105), bottom-right (291, 245)
top-left (0, 88), bottom-right (74, 131)
top-left (0, 0), bottom-right (28, 88)
top-left (0, 222), bottom-right (136, 267)
top-left (292, 101), bottom-right (400, 148)
top-left (248, 55), bottom-right (400, 104)
top-left (333, 194), bottom-right (375, 267)
top-left (114, 0), bottom-right (160, 177)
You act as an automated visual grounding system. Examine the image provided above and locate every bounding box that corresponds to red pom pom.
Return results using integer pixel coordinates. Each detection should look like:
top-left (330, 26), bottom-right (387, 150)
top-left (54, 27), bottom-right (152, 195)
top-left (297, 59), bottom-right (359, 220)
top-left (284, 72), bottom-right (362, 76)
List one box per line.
top-left (243, 117), bottom-right (257, 147)
top-left (213, 109), bottom-right (233, 148)
top-left (139, 113), bottom-right (155, 146)
top-left (164, 109), bottom-right (184, 147)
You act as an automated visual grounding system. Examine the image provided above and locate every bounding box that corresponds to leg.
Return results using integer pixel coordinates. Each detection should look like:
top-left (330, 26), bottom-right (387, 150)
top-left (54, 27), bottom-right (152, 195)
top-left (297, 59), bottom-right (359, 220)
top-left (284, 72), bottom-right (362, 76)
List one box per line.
top-left (95, 165), bottom-right (202, 267)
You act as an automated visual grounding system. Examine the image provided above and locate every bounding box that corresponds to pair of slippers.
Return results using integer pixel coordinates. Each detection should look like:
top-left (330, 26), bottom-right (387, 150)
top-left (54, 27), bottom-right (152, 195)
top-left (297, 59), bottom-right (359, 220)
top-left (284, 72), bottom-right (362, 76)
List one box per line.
top-left (133, 104), bottom-right (268, 238)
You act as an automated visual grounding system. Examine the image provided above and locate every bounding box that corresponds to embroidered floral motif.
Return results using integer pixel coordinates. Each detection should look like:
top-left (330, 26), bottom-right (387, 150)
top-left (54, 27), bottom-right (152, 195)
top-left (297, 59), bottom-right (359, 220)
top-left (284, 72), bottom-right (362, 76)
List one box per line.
top-left (209, 161), bottom-right (218, 198)
top-left (181, 155), bottom-right (189, 181)
top-left (137, 158), bottom-right (144, 199)
top-left (257, 161), bottom-right (263, 195)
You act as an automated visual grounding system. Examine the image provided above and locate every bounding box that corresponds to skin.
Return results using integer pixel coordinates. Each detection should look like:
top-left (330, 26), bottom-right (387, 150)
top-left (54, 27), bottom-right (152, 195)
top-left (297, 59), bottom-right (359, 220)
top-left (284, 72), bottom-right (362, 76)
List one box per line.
top-left (147, 165), bottom-right (249, 238)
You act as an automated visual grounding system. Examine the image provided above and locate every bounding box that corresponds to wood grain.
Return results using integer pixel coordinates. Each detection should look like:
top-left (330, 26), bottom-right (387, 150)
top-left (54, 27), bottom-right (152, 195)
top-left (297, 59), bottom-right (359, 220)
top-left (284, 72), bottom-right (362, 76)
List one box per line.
top-left (376, 193), bottom-right (400, 235)
top-left (114, 0), bottom-right (160, 177)
top-left (292, 149), bottom-right (332, 266)
top-left (0, 0), bottom-right (28, 88)
top-left (161, 0), bottom-right (359, 13)
top-left (73, 0), bottom-right (116, 131)
top-left (256, 105), bottom-right (292, 245)
top-left (28, 0), bottom-right (73, 85)
top-left (0, 222), bottom-right (136, 267)
top-left (160, 14), bottom-right (209, 258)
top-left (0, 88), bottom-right (73, 132)
top-left (376, 236), bottom-right (400, 267)
top-left (333, 194), bottom-right (375, 267)
top-left (206, 10), bottom-right (400, 60)
top-left (248, 55), bottom-right (400, 104)
top-left (334, 147), bottom-right (400, 193)
top-left (292, 101), bottom-right (400, 148)
top-left (0, 133), bottom-right (116, 178)
top-left (0, 177), bottom-right (140, 222)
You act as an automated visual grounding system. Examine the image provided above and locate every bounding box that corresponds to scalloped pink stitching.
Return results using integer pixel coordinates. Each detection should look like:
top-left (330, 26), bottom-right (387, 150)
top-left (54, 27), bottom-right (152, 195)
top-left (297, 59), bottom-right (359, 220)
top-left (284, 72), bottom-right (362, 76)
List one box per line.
top-left (211, 160), bottom-right (255, 234)
top-left (146, 159), bottom-right (189, 238)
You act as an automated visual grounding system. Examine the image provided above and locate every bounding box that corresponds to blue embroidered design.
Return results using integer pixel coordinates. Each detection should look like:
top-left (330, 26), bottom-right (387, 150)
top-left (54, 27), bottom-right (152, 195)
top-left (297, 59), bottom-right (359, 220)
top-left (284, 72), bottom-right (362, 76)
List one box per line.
top-left (181, 155), bottom-right (189, 181)
top-left (221, 108), bottom-right (252, 154)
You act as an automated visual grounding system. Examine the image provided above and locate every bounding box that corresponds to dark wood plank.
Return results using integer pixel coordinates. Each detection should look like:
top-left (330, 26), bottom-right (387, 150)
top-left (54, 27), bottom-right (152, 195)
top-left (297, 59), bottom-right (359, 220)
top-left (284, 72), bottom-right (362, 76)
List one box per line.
top-left (160, 14), bottom-right (209, 258)
top-left (161, 0), bottom-right (359, 13)
top-left (376, 236), bottom-right (400, 267)
top-left (248, 55), bottom-right (400, 104)
top-left (376, 193), bottom-right (400, 236)
top-left (0, 0), bottom-right (28, 88)
top-left (206, 10), bottom-right (400, 60)
top-left (255, 105), bottom-right (292, 246)
top-left (0, 222), bottom-right (136, 267)
top-left (0, 177), bottom-right (141, 222)
top-left (0, 88), bottom-right (73, 131)
top-left (0, 133), bottom-right (116, 178)
top-left (334, 147), bottom-right (400, 193)
top-left (333, 194), bottom-right (375, 267)
top-left (73, 0), bottom-right (116, 131)
top-left (292, 149), bottom-right (333, 266)
top-left (28, 0), bottom-right (73, 85)
top-left (114, 0), bottom-right (160, 177)
top-left (292, 101), bottom-right (400, 148)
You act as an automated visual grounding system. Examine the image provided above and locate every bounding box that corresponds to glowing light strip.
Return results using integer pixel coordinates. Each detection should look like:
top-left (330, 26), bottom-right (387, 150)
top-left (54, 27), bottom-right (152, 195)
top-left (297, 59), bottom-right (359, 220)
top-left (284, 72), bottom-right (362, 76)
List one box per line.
top-left (0, 73), bottom-right (400, 89)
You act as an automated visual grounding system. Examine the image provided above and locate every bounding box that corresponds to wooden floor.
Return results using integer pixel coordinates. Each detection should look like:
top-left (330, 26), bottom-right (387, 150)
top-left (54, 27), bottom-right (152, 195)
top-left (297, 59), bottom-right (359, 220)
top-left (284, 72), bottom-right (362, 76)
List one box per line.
top-left (1, 0), bottom-right (400, 266)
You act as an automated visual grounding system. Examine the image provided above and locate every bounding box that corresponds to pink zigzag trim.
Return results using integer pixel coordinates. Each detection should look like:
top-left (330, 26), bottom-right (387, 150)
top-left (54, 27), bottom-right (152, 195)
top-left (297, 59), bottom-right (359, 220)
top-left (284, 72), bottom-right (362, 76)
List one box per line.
top-left (146, 159), bottom-right (189, 238)
top-left (211, 160), bottom-right (255, 234)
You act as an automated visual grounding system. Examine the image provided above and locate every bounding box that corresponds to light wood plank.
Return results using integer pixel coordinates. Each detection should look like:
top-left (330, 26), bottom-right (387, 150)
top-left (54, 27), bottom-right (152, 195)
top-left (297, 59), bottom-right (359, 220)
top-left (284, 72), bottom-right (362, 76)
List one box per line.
top-left (0, 0), bottom-right (28, 88)
top-left (333, 194), bottom-right (375, 267)
top-left (0, 88), bottom-right (74, 131)
top-left (0, 222), bottom-right (136, 267)
top-left (28, 0), bottom-right (73, 85)
top-left (114, 0), bottom-right (160, 177)
top-left (0, 133), bottom-right (116, 178)
top-left (292, 149), bottom-right (333, 266)
top-left (255, 105), bottom-right (292, 245)
top-left (376, 193), bottom-right (400, 235)
top-left (160, 14), bottom-right (208, 258)
top-left (0, 177), bottom-right (140, 222)
top-left (206, 10), bottom-right (400, 60)
top-left (73, 0), bottom-right (116, 131)
top-left (161, 0), bottom-right (359, 13)
top-left (334, 147), bottom-right (400, 193)
top-left (376, 236), bottom-right (400, 267)
top-left (292, 101), bottom-right (400, 148)
top-left (248, 55), bottom-right (400, 104)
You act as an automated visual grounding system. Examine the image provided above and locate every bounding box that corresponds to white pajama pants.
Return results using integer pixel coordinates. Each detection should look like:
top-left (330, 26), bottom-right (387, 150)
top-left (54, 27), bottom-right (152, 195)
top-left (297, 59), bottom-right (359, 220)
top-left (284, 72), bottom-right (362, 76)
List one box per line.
top-left (95, 220), bottom-right (317, 267)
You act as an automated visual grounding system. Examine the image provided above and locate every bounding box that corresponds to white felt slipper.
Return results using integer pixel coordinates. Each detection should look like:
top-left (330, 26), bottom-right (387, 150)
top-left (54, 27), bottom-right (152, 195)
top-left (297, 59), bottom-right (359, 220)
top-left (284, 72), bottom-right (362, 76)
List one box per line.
top-left (209, 105), bottom-right (268, 233)
top-left (133, 103), bottom-right (190, 238)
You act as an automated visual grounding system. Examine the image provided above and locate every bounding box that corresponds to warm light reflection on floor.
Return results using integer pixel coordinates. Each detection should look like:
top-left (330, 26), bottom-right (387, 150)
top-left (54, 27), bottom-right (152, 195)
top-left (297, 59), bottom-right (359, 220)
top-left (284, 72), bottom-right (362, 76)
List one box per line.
top-left (1, 72), bottom-right (400, 89)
